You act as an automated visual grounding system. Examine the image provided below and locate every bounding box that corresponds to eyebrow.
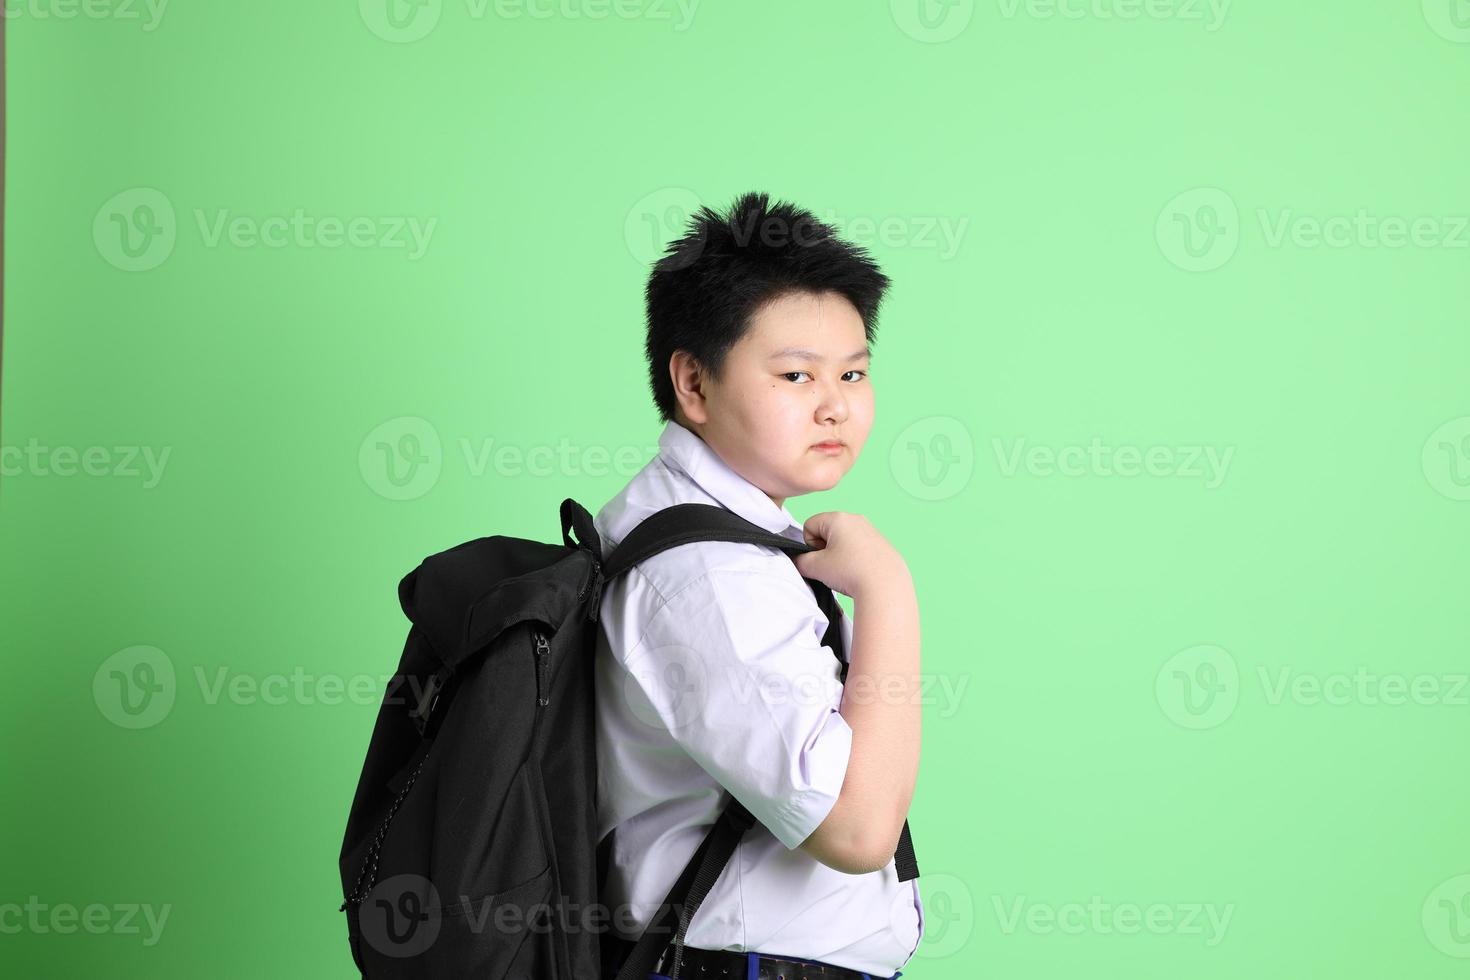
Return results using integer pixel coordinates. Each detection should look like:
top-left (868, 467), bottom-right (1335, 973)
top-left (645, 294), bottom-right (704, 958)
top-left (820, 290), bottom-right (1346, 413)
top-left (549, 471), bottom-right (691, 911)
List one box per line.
top-left (766, 346), bottom-right (872, 363)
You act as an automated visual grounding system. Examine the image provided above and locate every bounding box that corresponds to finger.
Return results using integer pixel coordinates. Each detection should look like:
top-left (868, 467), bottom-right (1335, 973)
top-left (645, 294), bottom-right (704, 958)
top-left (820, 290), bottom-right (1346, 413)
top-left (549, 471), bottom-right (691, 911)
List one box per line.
top-left (802, 511), bottom-right (831, 546)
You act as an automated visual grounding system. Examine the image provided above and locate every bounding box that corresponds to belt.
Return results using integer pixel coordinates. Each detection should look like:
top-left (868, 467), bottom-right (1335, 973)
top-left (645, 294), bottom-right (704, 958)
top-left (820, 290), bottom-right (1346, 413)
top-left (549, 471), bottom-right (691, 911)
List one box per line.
top-left (638, 940), bottom-right (893, 980)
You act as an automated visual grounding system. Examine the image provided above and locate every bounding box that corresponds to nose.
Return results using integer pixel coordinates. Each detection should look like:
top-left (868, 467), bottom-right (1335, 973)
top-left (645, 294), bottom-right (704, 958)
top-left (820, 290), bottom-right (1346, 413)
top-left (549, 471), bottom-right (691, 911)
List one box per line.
top-left (814, 376), bottom-right (849, 426)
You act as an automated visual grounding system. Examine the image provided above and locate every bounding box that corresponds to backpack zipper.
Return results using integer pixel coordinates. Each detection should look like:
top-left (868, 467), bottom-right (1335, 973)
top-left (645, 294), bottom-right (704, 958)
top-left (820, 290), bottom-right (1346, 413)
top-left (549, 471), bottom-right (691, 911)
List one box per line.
top-left (533, 629), bottom-right (550, 706)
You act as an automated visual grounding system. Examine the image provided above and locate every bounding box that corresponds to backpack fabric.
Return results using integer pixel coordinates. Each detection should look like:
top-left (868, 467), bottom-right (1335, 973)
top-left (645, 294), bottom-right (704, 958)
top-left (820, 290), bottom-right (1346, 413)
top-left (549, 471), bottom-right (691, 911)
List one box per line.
top-left (337, 498), bottom-right (918, 979)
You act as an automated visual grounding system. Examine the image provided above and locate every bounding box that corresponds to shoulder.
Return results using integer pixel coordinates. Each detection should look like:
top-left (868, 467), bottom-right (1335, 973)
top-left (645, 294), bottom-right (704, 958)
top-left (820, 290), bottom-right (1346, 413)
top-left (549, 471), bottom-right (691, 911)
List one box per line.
top-left (627, 538), bottom-right (799, 608)
top-left (594, 456), bottom-right (803, 606)
top-left (597, 534), bottom-right (821, 663)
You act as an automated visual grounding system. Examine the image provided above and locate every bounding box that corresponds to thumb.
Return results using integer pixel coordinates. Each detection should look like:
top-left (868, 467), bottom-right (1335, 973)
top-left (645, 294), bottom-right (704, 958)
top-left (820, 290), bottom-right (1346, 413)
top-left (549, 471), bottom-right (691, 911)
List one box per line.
top-left (801, 511), bottom-right (832, 548)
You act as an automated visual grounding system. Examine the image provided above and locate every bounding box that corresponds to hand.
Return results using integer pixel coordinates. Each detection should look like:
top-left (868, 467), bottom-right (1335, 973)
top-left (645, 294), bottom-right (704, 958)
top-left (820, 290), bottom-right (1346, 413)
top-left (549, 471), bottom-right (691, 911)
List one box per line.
top-left (790, 511), bottom-right (907, 600)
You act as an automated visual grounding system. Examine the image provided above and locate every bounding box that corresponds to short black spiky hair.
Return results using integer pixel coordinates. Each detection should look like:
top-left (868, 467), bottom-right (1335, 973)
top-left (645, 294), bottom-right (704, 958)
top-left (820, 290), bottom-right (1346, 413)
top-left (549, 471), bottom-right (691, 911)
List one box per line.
top-left (643, 190), bottom-right (892, 424)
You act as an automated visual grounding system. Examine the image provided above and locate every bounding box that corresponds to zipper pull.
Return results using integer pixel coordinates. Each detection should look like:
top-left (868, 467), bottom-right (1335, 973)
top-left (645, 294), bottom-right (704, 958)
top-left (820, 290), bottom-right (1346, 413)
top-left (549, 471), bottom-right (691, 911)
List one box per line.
top-left (534, 630), bottom-right (550, 706)
top-left (588, 570), bottom-right (604, 623)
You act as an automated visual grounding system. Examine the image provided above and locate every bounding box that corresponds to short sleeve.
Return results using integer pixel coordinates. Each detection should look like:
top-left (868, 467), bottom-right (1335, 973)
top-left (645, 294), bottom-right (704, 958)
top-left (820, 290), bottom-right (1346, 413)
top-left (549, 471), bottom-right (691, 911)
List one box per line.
top-left (621, 565), bottom-right (853, 850)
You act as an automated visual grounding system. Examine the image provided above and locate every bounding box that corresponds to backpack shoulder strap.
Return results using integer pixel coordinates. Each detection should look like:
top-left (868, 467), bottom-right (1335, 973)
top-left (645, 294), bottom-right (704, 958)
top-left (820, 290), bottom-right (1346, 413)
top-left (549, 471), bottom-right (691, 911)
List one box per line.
top-left (600, 501), bottom-right (812, 580)
top-left (612, 796), bottom-right (754, 980)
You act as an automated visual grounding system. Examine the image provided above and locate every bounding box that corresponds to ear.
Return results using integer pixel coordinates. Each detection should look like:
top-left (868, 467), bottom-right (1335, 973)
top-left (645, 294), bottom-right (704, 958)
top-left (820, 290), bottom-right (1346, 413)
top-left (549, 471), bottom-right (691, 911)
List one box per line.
top-left (669, 351), bottom-right (710, 424)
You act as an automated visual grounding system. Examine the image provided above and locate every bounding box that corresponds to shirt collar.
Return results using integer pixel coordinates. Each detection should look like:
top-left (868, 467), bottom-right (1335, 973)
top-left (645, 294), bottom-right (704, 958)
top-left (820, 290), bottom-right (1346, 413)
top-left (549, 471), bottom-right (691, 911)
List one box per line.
top-left (657, 419), bottom-right (806, 543)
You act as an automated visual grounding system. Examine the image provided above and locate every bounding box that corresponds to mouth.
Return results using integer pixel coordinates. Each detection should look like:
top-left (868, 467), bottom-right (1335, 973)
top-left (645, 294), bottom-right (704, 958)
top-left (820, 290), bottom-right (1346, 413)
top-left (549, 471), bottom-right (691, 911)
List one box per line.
top-left (812, 441), bottom-right (845, 450)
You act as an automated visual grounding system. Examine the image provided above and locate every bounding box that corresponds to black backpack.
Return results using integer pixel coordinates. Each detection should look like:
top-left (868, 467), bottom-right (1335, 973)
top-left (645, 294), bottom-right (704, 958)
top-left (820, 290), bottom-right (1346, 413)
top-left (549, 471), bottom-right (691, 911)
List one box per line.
top-left (337, 497), bottom-right (919, 979)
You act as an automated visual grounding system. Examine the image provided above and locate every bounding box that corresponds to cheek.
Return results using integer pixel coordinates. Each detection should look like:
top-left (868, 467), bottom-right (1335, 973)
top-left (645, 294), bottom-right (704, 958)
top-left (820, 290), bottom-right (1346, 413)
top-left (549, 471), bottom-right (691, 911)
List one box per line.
top-left (850, 399), bottom-right (876, 444)
top-left (740, 393), bottom-right (802, 433)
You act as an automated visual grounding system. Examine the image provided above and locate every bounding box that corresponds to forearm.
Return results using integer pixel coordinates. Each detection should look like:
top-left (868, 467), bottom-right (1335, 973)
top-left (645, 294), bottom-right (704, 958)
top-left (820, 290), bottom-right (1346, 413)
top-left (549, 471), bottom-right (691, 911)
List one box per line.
top-left (834, 561), bottom-right (921, 864)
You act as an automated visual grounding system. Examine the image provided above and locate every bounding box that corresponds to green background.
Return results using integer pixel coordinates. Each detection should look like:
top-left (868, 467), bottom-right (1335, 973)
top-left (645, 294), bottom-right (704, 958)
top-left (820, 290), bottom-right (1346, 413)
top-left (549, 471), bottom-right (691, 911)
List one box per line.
top-left (4, 1), bottom-right (1469, 976)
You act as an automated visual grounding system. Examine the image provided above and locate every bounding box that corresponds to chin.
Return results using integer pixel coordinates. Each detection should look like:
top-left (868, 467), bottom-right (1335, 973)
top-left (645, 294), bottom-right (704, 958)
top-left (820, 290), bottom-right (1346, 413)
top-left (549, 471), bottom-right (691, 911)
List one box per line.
top-left (806, 467), bottom-right (846, 491)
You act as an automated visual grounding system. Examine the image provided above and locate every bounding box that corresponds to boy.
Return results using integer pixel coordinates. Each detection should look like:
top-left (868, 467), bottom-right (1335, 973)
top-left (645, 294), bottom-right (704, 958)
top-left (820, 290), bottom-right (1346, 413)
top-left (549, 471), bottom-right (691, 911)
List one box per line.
top-left (595, 192), bottom-right (924, 980)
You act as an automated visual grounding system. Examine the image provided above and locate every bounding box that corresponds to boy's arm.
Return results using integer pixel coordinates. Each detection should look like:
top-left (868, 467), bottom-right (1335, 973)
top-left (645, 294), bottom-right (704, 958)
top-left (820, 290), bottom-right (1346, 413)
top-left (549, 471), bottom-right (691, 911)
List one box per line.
top-left (614, 560), bottom-right (857, 856)
top-left (799, 558), bottom-right (921, 875)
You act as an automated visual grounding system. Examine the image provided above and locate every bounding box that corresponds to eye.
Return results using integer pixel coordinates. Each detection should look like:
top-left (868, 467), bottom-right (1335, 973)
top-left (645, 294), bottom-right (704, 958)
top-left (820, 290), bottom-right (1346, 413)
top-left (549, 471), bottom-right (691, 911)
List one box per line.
top-left (782, 370), bottom-right (868, 383)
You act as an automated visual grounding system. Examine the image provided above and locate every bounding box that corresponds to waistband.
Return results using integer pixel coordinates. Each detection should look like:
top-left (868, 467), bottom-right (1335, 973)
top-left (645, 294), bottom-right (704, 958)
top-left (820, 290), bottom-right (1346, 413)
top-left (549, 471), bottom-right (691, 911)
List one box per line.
top-left (607, 935), bottom-right (903, 980)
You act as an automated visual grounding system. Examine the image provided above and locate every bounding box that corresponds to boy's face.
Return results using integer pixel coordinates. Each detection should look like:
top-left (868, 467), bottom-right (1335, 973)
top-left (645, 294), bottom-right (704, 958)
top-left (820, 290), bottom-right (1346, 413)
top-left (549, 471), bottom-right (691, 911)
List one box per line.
top-left (672, 289), bottom-right (874, 508)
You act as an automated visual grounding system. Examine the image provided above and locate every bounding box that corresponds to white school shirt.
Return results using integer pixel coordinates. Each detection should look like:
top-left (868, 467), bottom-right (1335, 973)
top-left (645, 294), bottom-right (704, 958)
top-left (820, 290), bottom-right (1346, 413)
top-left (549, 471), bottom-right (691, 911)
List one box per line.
top-left (593, 419), bottom-right (924, 978)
